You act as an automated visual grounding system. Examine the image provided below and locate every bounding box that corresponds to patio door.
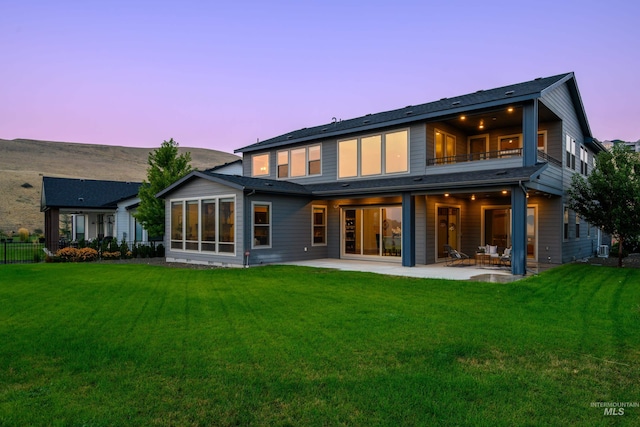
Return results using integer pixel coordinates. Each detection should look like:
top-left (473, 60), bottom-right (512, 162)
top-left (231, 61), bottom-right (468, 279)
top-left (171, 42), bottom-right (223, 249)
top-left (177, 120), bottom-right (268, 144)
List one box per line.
top-left (437, 206), bottom-right (460, 258)
top-left (342, 206), bottom-right (402, 259)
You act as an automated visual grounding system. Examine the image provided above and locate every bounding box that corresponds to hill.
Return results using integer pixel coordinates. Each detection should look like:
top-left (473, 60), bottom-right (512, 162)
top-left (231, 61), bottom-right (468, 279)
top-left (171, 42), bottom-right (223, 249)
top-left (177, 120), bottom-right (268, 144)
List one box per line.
top-left (0, 138), bottom-right (240, 235)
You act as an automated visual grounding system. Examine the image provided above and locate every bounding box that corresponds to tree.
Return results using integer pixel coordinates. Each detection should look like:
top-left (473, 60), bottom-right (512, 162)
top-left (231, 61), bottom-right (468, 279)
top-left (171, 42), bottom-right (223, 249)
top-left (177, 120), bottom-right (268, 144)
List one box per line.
top-left (567, 143), bottom-right (640, 267)
top-left (135, 139), bottom-right (193, 239)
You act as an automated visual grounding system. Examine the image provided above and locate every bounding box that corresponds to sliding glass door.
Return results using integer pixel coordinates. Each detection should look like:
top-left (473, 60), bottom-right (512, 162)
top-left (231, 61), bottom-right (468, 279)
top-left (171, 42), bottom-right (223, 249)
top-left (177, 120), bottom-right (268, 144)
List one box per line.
top-left (343, 206), bottom-right (402, 259)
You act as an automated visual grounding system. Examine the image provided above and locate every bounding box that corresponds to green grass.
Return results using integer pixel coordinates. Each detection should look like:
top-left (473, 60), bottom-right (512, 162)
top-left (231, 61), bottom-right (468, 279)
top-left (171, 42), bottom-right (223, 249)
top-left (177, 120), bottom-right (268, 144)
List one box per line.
top-left (0, 263), bottom-right (638, 426)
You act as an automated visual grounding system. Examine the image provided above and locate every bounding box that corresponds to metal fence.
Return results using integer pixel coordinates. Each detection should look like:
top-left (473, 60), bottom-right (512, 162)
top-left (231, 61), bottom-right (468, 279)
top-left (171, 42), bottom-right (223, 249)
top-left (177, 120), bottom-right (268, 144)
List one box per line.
top-left (0, 240), bottom-right (46, 264)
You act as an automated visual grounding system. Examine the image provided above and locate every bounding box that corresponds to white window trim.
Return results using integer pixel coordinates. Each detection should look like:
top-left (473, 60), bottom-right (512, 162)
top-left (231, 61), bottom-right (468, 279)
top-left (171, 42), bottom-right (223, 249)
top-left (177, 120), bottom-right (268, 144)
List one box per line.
top-left (169, 195), bottom-right (236, 256)
top-left (251, 201), bottom-right (272, 249)
top-left (337, 128), bottom-right (410, 179)
top-left (251, 153), bottom-right (270, 177)
top-left (311, 205), bottom-right (327, 247)
top-left (276, 144), bottom-right (322, 179)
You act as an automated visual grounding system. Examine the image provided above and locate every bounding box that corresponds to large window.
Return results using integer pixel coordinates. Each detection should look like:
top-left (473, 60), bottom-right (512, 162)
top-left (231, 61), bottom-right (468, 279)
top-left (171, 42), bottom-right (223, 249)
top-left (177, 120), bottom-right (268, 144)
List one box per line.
top-left (312, 206), bottom-right (327, 245)
top-left (563, 207), bottom-right (569, 240)
top-left (277, 145), bottom-right (322, 178)
top-left (252, 202), bottom-right (271, 248)
top-left (74, 215), bottom-right (85, 241)
top-left (171, 196), bottom-right (235, 254)
top-left (252, 153), bottom-right (270, 177)
top-left (580, 146), bottom-right (589, 175)
top-left (338, 130), bottom-right (408, 179)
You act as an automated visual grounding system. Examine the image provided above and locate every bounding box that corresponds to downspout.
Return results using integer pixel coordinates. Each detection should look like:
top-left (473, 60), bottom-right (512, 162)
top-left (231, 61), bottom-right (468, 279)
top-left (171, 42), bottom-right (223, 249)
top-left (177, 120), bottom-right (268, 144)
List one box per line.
top-left (244, 189), bottom-right (256, 267)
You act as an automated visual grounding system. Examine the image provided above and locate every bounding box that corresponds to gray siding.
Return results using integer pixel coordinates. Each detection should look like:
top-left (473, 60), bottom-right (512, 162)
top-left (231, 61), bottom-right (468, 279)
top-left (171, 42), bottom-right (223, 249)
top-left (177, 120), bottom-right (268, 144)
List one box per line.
top-left (246, 194), bottom-right (327, 265)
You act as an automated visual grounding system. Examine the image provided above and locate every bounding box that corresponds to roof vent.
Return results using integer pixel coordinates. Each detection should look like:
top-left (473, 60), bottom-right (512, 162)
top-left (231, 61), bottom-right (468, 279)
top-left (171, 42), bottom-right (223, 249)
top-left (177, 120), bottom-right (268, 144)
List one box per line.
top-left (476, 89), bottom-right (484, 93)
top-left (287, 135), bottom-right (293, 139)
top-left (264, 183), bottom-right (273, 186)
top-left (341, 183), bottom-right (350, 187)
top-left (363, 119), bottom-right (370, 124)
top-left (451, 101), bottom-right (461, 106)
top-left (322, 128), bottom-right (327, 131)
top-left (535, 77), bottom-right (542, 80)
top-left (413, 177), bottom-right (423, 181)
top-left (405, 111), bottom-right (413, 115)
top-left (505, 90), bottom-right (514, 96)
top-left (78, 197), bottom-right (84, 202)
top-left (496, 171), bottom-right (508, 176)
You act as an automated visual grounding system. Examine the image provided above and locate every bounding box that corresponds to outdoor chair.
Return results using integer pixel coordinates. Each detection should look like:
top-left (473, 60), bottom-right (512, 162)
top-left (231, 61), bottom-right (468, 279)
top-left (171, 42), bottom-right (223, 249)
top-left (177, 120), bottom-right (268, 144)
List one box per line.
top-left (499, 247), bottom-right (512, 267)
top-left (444, 245), bottom-right (471, 266)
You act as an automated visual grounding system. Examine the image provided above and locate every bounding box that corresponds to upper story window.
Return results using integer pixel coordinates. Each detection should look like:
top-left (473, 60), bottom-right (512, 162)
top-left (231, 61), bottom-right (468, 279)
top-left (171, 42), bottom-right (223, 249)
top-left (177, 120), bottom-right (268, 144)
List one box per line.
top-left (435, 130), bottom-right (456, 161)
top-left (566, 135), bottom-right (576, 170)
top-left (252, 153), bottom-right (270, 177)
top-left (277, 145), bottom-right (322, 179)
top-left (580, 146), bottom-right (589, 175)
top-left (338, 129), bottom-right (408, 179)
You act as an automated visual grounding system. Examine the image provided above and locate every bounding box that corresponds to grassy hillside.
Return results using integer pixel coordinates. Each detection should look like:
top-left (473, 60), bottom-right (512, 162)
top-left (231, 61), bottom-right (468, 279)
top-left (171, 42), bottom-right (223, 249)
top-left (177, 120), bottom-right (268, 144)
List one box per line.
top-left (0, 138), bottom-right (240, 235)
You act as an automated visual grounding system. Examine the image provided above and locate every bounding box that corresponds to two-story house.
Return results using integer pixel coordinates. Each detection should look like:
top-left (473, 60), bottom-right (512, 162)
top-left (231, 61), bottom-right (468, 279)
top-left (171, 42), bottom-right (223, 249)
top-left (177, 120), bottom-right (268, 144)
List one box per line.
top-left (157, 72), bottom-right (605, 275)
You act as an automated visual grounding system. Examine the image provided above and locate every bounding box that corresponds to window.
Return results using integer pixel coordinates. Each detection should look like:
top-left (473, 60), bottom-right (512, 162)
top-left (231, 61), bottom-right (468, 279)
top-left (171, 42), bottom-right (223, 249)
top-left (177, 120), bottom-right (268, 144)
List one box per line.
top-left (338, 130), bottom-right (409, 178)
top-left (171, 202), bottom-right (183, 249)
top-left (308, 145), bottom-right (321, 175)
top-left (499, 134), bottom-right (521, 156)
top-left (576, 213), bottom-right (581, 239)
top-left (338, 139), bottom-right (358, 178)
top-left (170, 197), bottom-right (235, 253)
top-left (483, 206), bottom-right (537, 259)
top-left (201, 199), bottom-right (216, 251)
top-left (537, 131), bottom-right (547, 152)
top-left (312, 206), bottom-right (327, 245)
top-left (361, 135), bottom-right (382, 176)
top-left (277, 145), bottom-right (322, 178)
top-left (134, 218), bottom-right (143, 242)
top-left (252, 153), bottom-right (269, 177)
top-left (75, 215), bottom-right (85, 241)
top-left (580, 146), bottom-right (588, 175)
top-left (566, 136), bottom-right (576, 170)
top-left (564, 207), bottom-right (569, 240)
top-left (277, 151), bottom-right (289, 178)
top-left (252, 202), bottom-right (271, 248)
top-left (385, 131), bottom-right (408, 173)
top-left (435, 129), bottom-right (455, 162)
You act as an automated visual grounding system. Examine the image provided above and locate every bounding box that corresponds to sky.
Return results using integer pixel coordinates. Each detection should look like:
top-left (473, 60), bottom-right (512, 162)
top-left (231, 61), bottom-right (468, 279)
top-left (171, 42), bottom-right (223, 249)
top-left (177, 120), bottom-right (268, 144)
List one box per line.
top-left (2, 0), bottom-right (639, 154)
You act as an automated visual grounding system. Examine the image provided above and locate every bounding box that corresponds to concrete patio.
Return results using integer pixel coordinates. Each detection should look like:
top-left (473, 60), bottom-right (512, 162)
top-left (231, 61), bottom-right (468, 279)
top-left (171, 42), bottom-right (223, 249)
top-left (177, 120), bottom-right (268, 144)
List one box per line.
top-left (279, 258), bottom-right (545, 282)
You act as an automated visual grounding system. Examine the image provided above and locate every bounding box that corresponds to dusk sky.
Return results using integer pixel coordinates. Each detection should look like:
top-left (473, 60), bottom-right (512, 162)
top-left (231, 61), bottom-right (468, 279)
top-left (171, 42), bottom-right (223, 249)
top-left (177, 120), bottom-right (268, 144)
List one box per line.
top-left (3, 0), bottom-right (639, 154)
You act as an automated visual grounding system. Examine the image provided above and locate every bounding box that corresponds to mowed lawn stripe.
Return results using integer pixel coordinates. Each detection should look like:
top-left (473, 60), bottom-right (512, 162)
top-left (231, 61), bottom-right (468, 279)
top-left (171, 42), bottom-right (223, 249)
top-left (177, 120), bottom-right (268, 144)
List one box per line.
top-left (0, 263), bottom-right (638, 426)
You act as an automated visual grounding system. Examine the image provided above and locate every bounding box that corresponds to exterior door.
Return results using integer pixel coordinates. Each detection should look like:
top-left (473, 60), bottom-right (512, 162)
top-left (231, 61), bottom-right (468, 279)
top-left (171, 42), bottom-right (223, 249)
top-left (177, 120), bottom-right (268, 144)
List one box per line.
top-left (437, 206), bottom-right (460, 258)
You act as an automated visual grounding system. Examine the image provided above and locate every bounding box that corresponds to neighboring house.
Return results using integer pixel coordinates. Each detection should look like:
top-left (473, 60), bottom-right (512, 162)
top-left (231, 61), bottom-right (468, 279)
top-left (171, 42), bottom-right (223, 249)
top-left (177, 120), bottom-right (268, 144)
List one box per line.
top-left (41, 177), bottom-right (146, 250)
top-left (158, 72), bottom-right (605, 275)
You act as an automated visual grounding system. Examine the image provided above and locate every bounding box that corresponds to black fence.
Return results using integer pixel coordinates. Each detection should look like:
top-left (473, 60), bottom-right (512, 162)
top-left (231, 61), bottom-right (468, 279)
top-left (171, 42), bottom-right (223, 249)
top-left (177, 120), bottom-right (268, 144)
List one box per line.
top-left (0, 239), bottom-right (46, 264)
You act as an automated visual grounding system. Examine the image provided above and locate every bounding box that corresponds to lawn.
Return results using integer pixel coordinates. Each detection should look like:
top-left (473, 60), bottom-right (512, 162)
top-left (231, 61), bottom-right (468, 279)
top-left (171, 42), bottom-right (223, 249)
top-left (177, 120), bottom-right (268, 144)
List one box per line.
top-left (0, 263), bottom-right (638, 426)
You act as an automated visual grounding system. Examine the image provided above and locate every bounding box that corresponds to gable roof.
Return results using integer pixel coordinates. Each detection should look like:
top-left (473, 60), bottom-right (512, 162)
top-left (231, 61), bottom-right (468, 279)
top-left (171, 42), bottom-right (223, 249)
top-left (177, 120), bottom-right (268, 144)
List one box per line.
top-left (236, 72), bottom-right (583, 154)
top-left (157, 164), bottom-right (548, 199)
top-left (41, 177), bottom-right (142, 211)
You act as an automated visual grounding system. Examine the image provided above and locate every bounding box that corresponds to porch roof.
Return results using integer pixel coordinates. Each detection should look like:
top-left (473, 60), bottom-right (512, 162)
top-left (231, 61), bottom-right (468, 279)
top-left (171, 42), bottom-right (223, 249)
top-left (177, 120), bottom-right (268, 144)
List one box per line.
top-left (159, 164), bottom-right (548, 199)
top-left (236, 72), bottom-right (583, 154)
top-left (41, 177), bottom-right (142, 211)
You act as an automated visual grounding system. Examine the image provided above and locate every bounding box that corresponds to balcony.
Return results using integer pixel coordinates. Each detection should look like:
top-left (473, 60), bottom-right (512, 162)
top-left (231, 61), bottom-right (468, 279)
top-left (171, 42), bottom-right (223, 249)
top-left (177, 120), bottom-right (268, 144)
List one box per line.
top-left (427, 149), bottom-right (562, 167)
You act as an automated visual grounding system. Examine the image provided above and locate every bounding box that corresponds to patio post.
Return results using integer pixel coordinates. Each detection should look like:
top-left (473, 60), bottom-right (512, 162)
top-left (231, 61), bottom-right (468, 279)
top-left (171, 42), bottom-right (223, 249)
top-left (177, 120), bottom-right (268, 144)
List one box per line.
top-left (511, 185), bottom-right (527, 275)
top-left (401, 193), bottom-right (415, 267)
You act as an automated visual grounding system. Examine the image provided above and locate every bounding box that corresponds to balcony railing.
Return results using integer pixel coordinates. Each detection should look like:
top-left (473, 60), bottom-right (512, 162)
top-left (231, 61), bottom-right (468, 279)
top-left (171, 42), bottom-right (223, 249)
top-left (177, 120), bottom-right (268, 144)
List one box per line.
top-left (427, 148), bottom-right (562, 167)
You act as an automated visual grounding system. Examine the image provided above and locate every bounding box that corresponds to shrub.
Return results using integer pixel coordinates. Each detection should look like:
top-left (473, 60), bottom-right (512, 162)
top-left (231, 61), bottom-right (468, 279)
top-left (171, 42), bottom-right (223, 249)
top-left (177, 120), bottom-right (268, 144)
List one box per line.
top-left (55, 247), bottom-right (98, 262)
top-left (102, 251), bottom-right (122, 260)
top-left (18, 228), bottom-right (30, 242)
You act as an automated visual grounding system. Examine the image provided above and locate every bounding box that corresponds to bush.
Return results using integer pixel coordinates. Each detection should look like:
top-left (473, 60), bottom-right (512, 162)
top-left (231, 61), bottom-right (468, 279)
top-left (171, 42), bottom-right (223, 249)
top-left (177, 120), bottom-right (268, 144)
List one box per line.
top-left (55, 247), bottom-right (98, 262)
top-left (102, 251), bottom-right (122, 260)
top-left (18, 228), bottom-right (30, 242)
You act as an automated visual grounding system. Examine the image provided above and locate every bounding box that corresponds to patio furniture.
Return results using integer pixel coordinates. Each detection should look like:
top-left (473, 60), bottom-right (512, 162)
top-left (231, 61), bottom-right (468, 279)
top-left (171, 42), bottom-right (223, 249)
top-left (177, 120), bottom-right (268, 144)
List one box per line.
top-left (444, 245), bottom-right (471, 266)
top-left (499, 247), bottom-right (512, 267)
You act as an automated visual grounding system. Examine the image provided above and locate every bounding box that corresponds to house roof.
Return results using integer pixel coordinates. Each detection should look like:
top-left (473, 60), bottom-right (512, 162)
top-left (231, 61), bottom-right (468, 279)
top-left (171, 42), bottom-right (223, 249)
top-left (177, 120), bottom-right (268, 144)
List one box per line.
top-left (236, 72), bottom-right (587, 154)
top-left (205, 159), bottom-right (242, 172)
top-left (157, 164), bottom-right (548, 199)
top-left (41, 177), bottom-right (142, 211)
